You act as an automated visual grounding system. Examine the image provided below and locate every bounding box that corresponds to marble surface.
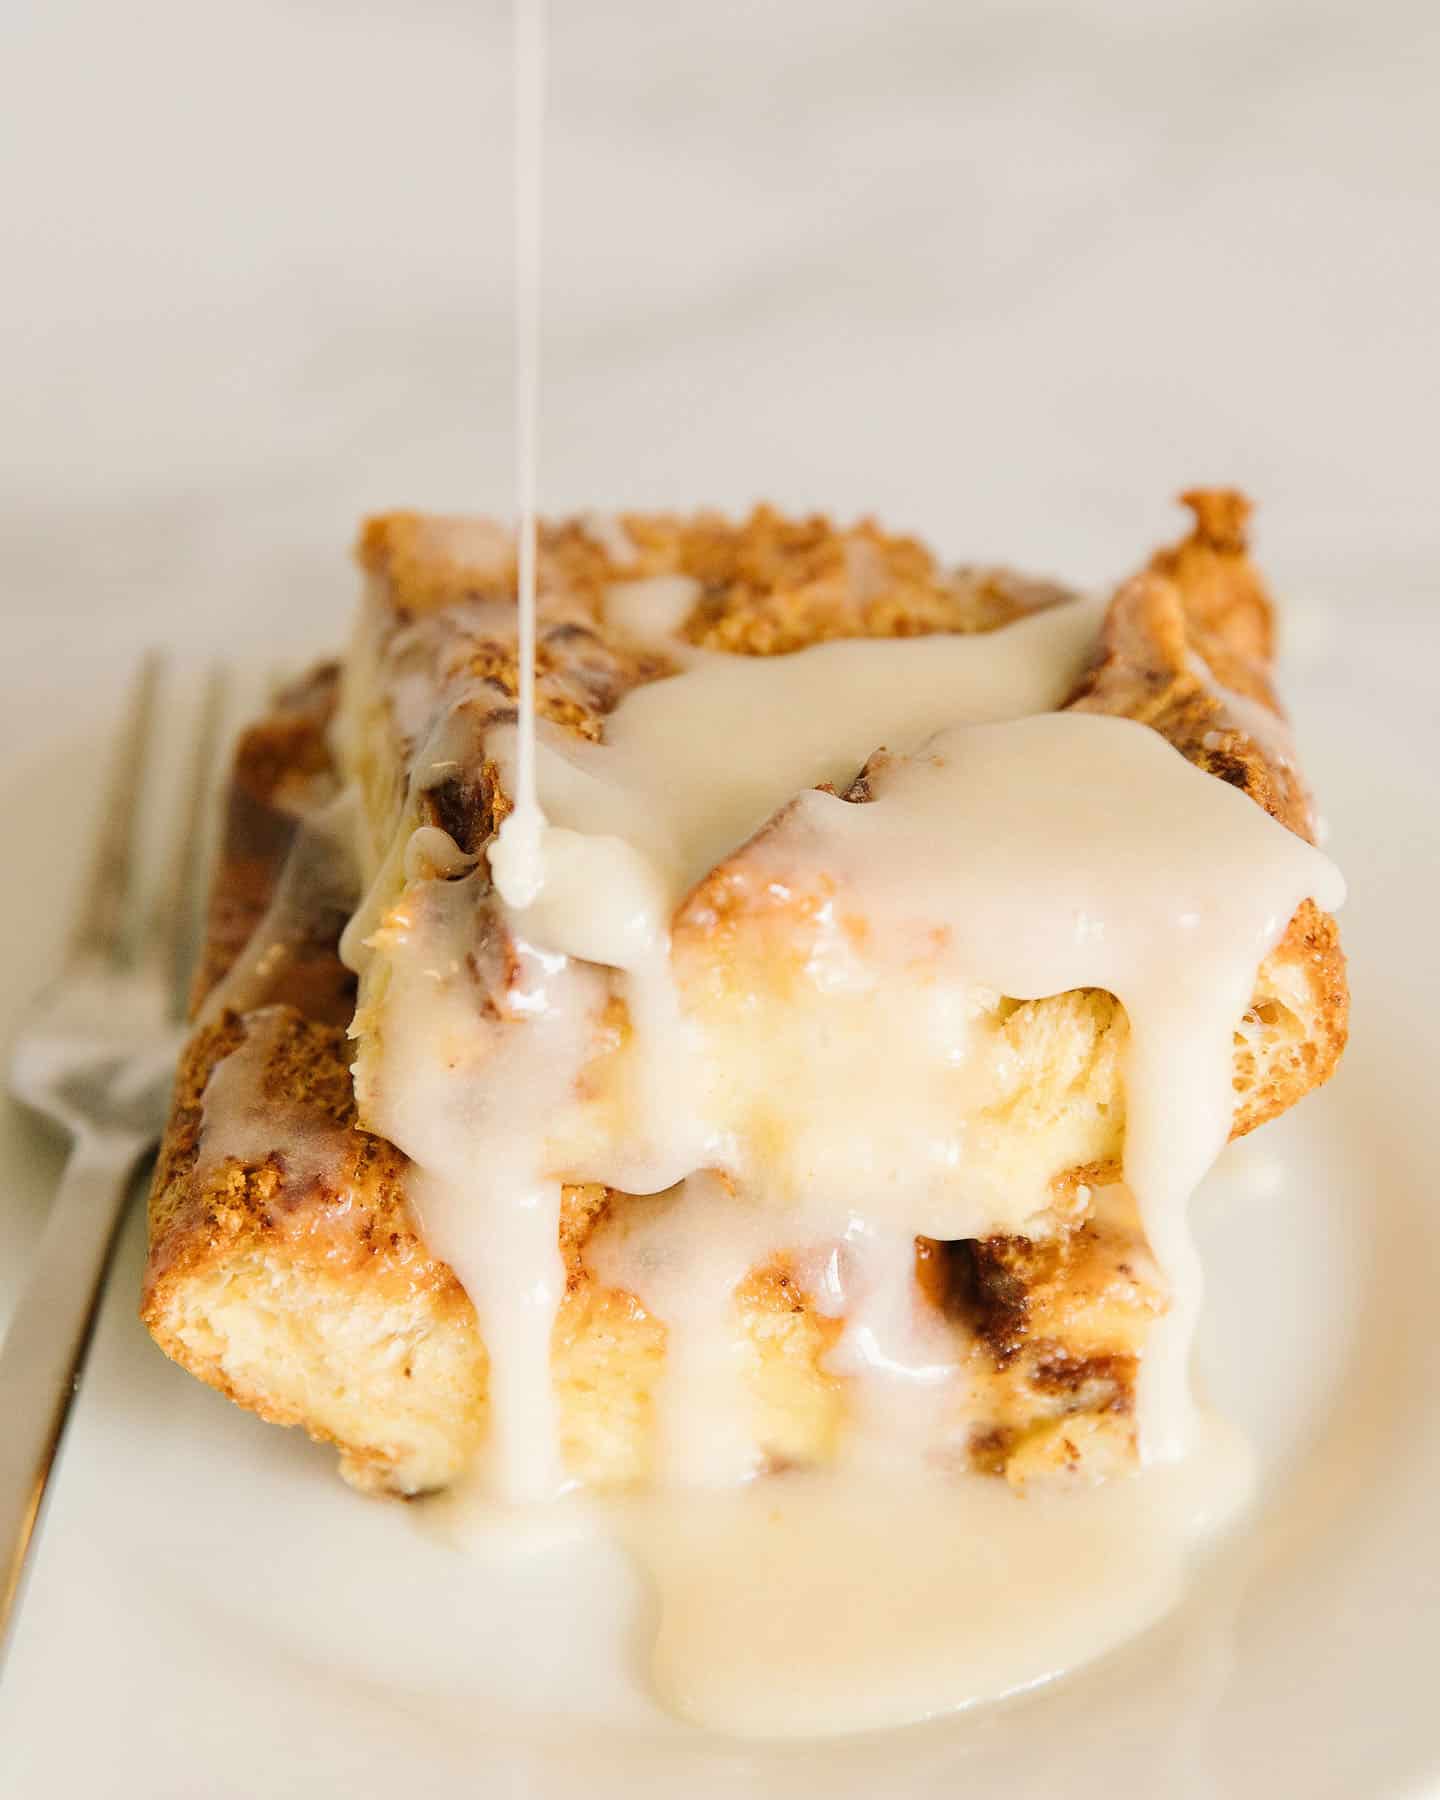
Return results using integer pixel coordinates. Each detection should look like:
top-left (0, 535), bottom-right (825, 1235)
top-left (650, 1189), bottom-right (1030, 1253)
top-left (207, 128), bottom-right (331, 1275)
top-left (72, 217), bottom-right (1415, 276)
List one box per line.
top-left (0, 3), bottom-right (1437, 1786)
top-left (5, 0), bottom-right (1439, 656)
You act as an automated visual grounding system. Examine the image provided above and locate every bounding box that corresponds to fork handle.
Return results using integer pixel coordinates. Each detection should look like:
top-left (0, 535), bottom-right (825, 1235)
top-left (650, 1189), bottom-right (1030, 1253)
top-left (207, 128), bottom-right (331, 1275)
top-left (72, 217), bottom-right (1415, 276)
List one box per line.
top-left (0, 1132), bottom-right (145, 1643)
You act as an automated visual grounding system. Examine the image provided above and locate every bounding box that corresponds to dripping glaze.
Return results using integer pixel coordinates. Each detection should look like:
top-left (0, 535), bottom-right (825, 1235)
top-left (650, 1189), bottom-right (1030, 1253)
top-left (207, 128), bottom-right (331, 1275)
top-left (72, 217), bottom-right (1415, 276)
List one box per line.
top-left (335, 559), bottom-right (1342, 1732)
top-left (328, 0), bottom-right (1345, 1739)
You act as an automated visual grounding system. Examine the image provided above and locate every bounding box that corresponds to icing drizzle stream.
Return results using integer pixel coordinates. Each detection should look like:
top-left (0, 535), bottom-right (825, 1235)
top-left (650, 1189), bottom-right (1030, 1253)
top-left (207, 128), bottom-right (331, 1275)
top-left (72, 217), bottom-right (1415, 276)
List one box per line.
top-left (502, 0), bottom-right (548, 906)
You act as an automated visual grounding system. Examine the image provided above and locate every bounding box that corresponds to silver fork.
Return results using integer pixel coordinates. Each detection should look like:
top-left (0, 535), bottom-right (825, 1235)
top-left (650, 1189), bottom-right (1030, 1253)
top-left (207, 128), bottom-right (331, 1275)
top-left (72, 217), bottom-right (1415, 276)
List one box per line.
top-left (0, 659), bottom-right (224, 1639)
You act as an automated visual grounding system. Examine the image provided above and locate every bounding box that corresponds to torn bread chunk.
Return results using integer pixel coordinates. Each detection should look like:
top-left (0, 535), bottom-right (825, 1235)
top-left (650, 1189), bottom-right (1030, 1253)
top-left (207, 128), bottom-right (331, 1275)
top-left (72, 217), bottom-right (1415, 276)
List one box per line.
top-left (144, 494), bottom-right (1346, 1497)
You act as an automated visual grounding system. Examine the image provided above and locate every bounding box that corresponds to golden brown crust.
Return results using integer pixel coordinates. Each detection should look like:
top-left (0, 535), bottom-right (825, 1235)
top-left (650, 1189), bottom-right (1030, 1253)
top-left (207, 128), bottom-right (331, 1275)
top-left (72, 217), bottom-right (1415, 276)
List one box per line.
top-left (358, 503), bottom-right (1075, 657)
top-left (187, 666), bottom-right (354, 1021)
top-left (357, 512), bottom-right (518, 614)
top-left (1072, 489), bottom-right (1303, 835)
top-left (1067, 570), bottom-right (1314, 841)
top-left (145, 1008), bottom-right (417, 1300)
top-left (1233, 900), bottom-right (1348, 1138)
top-left (668, 507), bottom-right (1073, 654)
top-left (147, 672), bottom-right (477, 1487)
top-left (1090, 493), bottom-right (1348, 1118)
top-left (1147, 488), bottom-right (1275, 662)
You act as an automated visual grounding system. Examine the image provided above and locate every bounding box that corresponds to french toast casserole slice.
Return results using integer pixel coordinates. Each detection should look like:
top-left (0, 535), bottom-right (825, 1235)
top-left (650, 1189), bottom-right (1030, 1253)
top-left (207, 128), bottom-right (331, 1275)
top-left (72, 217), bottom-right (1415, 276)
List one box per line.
top-left (143, 492), bottom-right (1347, 1496)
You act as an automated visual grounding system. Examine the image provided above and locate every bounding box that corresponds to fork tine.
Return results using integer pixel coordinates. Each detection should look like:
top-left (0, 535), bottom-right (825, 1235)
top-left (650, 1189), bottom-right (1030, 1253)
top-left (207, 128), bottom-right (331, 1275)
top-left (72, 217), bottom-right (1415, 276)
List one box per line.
top-left (68, 655), bottom-right (161, 963)
top-left (145, 665), bottom-right (228, 1018)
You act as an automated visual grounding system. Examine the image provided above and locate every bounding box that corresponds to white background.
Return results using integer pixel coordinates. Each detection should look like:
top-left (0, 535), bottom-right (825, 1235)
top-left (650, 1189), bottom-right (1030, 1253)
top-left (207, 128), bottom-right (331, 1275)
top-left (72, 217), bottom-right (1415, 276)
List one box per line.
top-left (1, 2), bottom-right (1438, 1792)
top-left (4, 0), bottom-right (1438, 676)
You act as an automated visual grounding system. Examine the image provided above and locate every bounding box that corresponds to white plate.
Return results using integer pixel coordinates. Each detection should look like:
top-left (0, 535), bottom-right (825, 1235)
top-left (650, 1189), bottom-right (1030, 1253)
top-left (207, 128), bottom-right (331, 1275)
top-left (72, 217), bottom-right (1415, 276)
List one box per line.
top-left (6, 1), bottom-right (1440, 1787)
top-left (0, 602), bottom-right (1436, 1798)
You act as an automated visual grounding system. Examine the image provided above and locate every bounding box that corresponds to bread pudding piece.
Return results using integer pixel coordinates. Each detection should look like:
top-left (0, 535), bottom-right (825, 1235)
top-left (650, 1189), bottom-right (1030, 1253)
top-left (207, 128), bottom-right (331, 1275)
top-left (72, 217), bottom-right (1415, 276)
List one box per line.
top-left (143, 494), bottom-right (1346, 1496)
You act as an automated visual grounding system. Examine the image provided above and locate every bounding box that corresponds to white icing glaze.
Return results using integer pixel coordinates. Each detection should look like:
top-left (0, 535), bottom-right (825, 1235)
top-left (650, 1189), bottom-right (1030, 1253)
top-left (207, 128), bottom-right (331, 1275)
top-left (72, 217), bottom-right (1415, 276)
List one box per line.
top-left (609, 1412), bottom-right (1254, 1738)
top-left (717, 715), bottom-right (1343, 1455)
top-left (198, 788), bottom-right (361, 1028)
top-left (1189, 650), bottom-right (1300, 776)
top-left (354, 564), bottom-right (1344, 1495)
top-left (493, 590), bottom-right (1109, 907)
top-left (588, 1172), bottom-right (772, 1487)
top-left (358, 871), bottom-right (601, 1503)
top-left (820, 1219), bottom-right (965, 1476)
top-left (196, 1005), bottom-right (343, 1199)
top-left (601, 573), bottom-right (702, 646)
top-left (356, 575), bottom-right (1344, 1506)
top-left (338, 511), bottom-right (1346, 1728)
top-left (326, 0), bottom-right (1346, 1727)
